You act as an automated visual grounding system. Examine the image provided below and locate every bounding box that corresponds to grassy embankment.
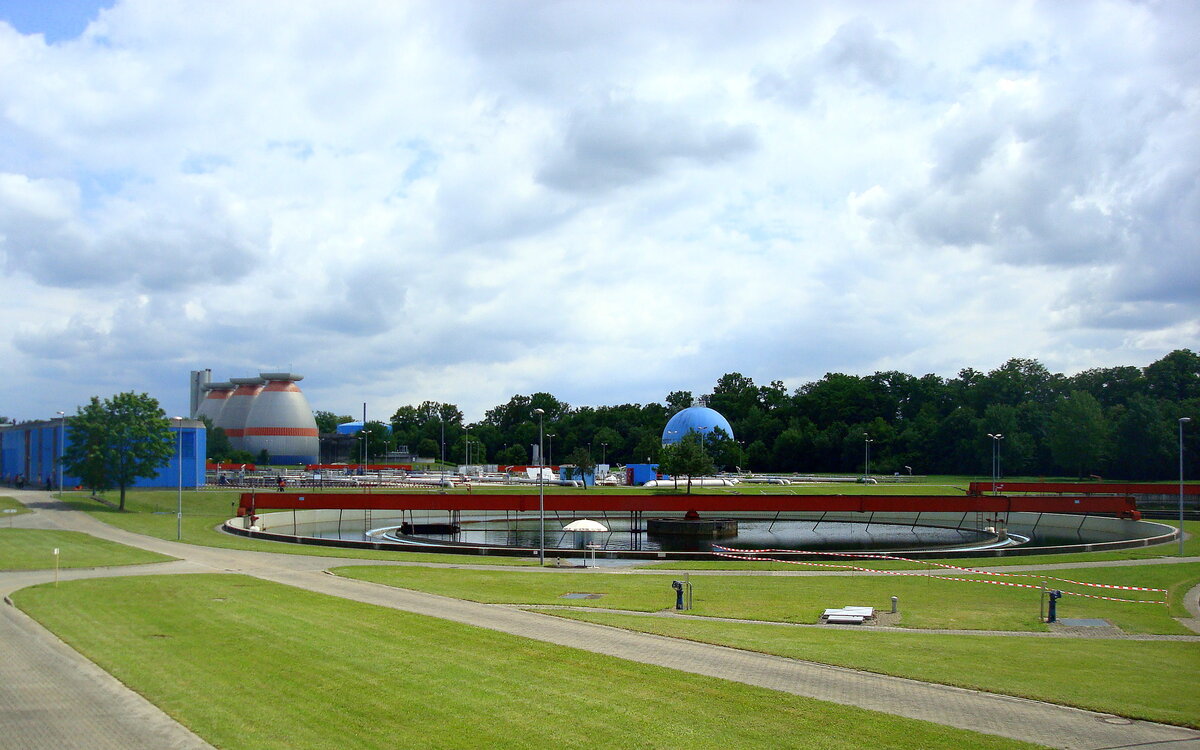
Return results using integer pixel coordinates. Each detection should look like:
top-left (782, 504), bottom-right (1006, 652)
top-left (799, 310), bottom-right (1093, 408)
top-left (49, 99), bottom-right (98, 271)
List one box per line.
top-left (0, 495), bottom-right (32, 515)
top-left (64, 490), bottom-right (538, 565)
top-left (12, 574), bottom-right (1039, 750)
top-left (0, 528), bottom-right (174, 570)
top-left (332, 562), bottom-right (1200, 633)
top-left (332, 563), bottom-right (1200, 726)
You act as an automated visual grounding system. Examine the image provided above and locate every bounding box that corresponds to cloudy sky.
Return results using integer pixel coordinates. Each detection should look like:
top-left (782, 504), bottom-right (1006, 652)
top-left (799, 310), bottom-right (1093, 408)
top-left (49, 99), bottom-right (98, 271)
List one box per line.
top-left (1, 0), bottom-right (1197, 422)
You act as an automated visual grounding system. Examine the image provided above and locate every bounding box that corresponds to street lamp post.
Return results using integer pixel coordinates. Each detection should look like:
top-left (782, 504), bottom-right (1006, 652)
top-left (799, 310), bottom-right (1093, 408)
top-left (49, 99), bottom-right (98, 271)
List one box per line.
top-left (546, 434), bottom-right (555, 468)
top-left (987, 433), bottom-right (1004, 494)
top-left (863, 433), bottom-right (873, 479)
top-left (1181, 417), bottom-right (1191, 557)
top-left (56, 411), bottom-right (65, 499)
top-left (534, 408), bottom-right (545, 566)
top-left (600, 442), bottom-right (608, 465)
top-left (172, 417), bottom-right (183, 541)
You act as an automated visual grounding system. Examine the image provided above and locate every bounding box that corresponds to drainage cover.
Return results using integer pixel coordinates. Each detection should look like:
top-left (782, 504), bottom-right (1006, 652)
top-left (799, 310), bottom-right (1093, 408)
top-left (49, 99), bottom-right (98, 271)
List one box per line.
top-left (560, 593), bottom-right (602, 599)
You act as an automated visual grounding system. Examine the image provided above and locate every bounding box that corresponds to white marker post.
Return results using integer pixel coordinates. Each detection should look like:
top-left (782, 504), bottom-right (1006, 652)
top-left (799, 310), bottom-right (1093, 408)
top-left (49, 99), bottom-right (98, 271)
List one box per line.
top-left (53, 548), bottom-right (60, 587)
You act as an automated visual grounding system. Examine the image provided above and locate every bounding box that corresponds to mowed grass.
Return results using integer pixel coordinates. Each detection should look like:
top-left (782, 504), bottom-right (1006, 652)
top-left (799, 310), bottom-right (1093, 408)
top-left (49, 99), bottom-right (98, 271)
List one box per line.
top-left (68, 490), bottom-right (538, 565)
top-left (12, 574), bottom-right (1039, 750)
top-left (543, 610), bottom-right (1200, 727)
top-left (0, 495), bottom-right (31, 515)
top-left (332, 563), bottom-right (1200, 634)
top-left (0, 529), bottom-right (174, 570)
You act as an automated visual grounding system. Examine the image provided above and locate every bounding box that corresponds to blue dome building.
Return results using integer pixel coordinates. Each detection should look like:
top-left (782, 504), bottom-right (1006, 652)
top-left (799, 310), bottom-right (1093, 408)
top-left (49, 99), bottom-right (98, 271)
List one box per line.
top-left (661, 406), bottom-right (735, 445)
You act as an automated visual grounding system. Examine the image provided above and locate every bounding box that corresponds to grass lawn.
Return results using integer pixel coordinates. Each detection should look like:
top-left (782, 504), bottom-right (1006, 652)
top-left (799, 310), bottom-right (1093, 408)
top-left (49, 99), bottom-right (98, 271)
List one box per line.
top-left (0, 529), bottom-right (174, 570)
top-left (12, 574), bottom-right (1039, 750)
top-left (332, 563), bottom-right (1200, 634)
top-left (67, 490), bottom-right (538, 566)
top-left (0, 495), bottom-right (31, 515)
top-left (542, 609), bottom-right (1200, 727)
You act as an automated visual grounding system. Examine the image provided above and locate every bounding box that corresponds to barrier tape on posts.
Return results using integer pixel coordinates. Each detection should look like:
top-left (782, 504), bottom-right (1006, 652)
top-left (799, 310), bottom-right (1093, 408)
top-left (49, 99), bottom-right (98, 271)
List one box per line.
top-left (710, 547), bottom-right (1168, 605)
top-left (712, 546), bottom-right (1169, 592)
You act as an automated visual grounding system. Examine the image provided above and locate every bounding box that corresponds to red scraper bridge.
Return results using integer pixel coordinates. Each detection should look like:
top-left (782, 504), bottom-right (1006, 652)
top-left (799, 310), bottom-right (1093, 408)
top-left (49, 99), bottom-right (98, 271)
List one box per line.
top-left (238, 486), bottom-right (1144, 519)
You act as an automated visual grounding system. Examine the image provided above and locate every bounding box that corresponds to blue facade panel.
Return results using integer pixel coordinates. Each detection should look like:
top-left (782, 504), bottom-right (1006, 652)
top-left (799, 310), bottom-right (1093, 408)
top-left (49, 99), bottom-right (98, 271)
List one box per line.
top-left (625, 463), bottom-right (664, 486)
top-left (0, 420), bottom-right (206, 489)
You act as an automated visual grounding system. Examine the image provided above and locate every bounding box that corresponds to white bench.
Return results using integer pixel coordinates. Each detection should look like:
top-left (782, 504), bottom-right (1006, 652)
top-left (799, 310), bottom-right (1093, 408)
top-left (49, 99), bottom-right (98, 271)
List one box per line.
top-left (821, 605), bottom-right (875, 625)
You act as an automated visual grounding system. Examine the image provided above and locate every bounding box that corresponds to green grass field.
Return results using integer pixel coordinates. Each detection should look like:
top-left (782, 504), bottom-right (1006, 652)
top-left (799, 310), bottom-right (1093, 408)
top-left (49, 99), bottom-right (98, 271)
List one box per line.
top-left (332, 563), bottom-right (1200, 634)
top-left (542, 609), bottom-right (1200, 727)
top-left (66, 490), bottom-right (539, 565)
top-left (0, 495), bottom-right (31, 516)
top-left (0, 529), bottom-right (174, 570)
top-left (12, 574), bottom-right (1039, 750)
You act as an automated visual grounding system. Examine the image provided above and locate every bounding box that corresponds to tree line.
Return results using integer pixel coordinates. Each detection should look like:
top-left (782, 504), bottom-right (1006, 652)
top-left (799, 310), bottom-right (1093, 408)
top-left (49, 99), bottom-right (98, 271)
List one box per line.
top-left (312, 349), bottom-right (1199, 480)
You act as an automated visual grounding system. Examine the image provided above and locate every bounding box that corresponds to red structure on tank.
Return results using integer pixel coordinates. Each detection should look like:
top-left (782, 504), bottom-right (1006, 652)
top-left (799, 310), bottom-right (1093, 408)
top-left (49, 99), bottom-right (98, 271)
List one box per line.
top-left (237, 491), bottom-right (1139, 518)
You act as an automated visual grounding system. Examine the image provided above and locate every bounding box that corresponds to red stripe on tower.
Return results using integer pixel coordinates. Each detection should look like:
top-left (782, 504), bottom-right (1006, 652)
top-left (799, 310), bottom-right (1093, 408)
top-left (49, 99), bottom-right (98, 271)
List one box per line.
top-left (242, 427), bottom-right (319, 437)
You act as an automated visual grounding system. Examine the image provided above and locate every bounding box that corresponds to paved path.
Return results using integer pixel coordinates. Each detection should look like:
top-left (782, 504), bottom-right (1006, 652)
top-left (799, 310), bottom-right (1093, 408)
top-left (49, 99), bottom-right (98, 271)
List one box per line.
top-left (3, 490), bottom-right (1199, 750)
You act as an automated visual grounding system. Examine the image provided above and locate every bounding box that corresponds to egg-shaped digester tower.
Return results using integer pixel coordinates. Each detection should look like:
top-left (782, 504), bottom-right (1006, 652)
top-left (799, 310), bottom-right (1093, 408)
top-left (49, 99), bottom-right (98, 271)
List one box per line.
top-left (241, 372), bottom-right (319, 465)
top-left (194, 382), bottom-right (235, 426)
top-left (661, 405), bottom-right (735, 445)
top-left (219, 377), bottom-right (264, 450)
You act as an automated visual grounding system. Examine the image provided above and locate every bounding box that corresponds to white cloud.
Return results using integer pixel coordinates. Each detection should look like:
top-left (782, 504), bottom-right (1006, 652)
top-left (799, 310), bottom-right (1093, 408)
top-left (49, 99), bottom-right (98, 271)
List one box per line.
top-left (0, 0), bottom-right (1196, 422)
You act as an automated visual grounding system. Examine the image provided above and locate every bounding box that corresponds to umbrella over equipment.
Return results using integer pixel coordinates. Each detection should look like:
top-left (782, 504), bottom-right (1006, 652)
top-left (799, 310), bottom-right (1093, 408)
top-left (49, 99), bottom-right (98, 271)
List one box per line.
top-left (562, 519), bottom-right (609, 532)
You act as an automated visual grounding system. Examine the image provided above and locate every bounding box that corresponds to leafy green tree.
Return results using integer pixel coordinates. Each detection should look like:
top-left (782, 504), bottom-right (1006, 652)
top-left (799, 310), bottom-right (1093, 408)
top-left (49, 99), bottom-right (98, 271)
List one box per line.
top-left (1069, 366), bottom-right (1147, 408)
top-left (664, 390), bottom-right (693, 415)
top-left (562, 446), bottom-right (595, 489)
top-left (657, 432), bottom-right (715, 493)
top-left (592, 426), bottom-right (623, 463)
top-left (198, 416), bottom-right (234, 461)
top-left (359, 421), bottom-right (392, 460)
top-left (746, 440), bottom-right (770, 472)
top-left (1109, 396), bottom-right (1174, 479)
top-left (313, 410), bottom-right (354, 434)
top-left (417, 438), bottom-right (440, 461)
top-left (980, 404), bottom-right (1034, 475)
top-left (704, 426), bottom-right (745, 471)
top-left (1046, 391), bottom-right (1108, 477)
top-left (497, 444), bottom-right (528, 466)
top-left (1144, 349), bottom-right (1200, 401)
top-left (62, 392), bottom-right (174, 510)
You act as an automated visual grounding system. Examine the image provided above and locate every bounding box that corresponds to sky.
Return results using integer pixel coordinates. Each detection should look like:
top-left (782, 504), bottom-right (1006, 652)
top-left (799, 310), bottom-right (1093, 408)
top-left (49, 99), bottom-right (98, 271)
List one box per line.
top-left (1, 0), bottom-right (1197, 423)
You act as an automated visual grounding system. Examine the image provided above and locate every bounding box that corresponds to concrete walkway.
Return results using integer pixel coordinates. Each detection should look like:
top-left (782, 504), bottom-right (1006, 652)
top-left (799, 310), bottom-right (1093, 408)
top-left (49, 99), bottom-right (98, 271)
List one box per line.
top-left (3, 490), bottom-right (1199, 750)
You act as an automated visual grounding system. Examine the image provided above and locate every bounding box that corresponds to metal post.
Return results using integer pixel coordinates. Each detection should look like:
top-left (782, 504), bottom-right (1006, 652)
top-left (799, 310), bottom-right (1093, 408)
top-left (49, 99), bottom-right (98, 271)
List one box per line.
top-left (1181, 417), bottom-right (1191, 557)
top-left (56, 411), bottom-right (65, 499)
top-left (547, 434), bottom-right (554, 468)
top-left (535, 408), bottom-right (546, 566)
top-left (173, 417), bottom-right (183, 540)
top-left (987, 434), bottom-right (1003, 494)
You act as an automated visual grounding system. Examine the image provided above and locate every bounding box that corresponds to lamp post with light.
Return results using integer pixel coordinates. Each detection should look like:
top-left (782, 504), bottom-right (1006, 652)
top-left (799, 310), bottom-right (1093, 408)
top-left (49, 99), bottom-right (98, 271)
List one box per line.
top-left (863, 434), bottom-right (873, 480)
top-left (546, 434), bottom-right (555, 468)
top-left (534, 408), bottom-right (545, 566)
top-left (987, 433), bottom-right (1004, 494)
top-left (172, 417), bottom-right (183, 541)
top-left (1181, 417), bottom-right (1191, 557)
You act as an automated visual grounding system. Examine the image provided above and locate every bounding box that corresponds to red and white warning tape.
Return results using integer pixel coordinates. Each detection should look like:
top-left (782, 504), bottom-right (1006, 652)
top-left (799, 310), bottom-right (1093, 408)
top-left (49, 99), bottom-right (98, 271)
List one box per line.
top-left (710, 547), bottom-right (1168, 605)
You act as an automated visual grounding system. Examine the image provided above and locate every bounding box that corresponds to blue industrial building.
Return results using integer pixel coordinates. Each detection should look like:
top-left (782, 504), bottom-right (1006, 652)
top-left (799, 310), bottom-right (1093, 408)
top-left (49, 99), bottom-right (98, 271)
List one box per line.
top-left (0, 418), bottom-right (207, 490)
top-left (661, 405), bottom-right (735, 445)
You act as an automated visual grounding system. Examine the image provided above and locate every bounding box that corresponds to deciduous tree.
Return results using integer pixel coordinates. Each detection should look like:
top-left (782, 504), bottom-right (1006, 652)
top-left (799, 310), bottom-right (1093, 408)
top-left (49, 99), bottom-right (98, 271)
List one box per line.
top-left (62, 392), bottom-right (174, 510)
